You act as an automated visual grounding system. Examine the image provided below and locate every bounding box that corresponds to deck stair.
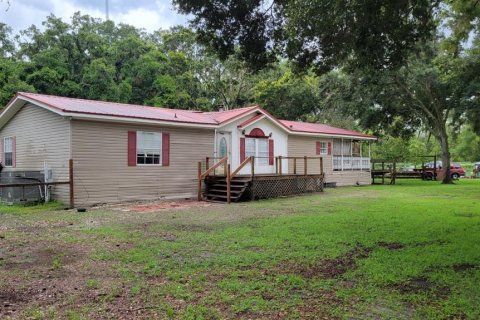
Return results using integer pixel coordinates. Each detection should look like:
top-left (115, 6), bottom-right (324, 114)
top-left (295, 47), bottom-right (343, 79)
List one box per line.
top-left (204, 176), bottom-right (251, 202)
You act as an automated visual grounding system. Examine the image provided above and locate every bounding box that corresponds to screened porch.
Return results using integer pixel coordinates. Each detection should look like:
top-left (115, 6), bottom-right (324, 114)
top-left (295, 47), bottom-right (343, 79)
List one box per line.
top-left (332, 138), bottom-right (371, 171)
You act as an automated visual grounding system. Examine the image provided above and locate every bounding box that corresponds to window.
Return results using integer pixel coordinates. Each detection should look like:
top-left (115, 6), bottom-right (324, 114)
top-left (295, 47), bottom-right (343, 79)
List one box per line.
top-left (246, 138), bottom-right (256, 158)
top-left (219, 137), bottom-right (228, 158)
top-left (257, 139), bottom-right (269, 165)
top-left (245, 137), bottom-right (269, 165)
top-left (3, 137), bottom-right (13, 167)
top-left (318, 141), bottom-right (328, 155)
top-left (136, 131), bottom-right (161, 165)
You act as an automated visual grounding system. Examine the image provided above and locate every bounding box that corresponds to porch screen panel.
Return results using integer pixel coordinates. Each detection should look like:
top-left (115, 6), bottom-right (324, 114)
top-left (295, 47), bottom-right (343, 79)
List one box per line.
top-left (342, 139), bottom-right (352, 156)
top-left (333, 139), bottom-right (342, 156)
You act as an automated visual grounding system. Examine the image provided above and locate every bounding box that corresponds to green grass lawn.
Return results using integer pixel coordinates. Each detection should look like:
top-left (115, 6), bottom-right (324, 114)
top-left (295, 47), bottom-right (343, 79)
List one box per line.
top-left (1, 179), bottom-right (480, 319)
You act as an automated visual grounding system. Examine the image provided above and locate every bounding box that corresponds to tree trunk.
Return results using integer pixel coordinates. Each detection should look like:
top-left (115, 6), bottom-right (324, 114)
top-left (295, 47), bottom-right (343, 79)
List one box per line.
top-left (438, 129), bottom-right (453, 184)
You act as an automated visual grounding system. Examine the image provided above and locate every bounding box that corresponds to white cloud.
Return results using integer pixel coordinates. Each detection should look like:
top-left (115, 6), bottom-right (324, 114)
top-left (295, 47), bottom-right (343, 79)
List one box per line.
top-left (0, 0), bottom-right (188, 35)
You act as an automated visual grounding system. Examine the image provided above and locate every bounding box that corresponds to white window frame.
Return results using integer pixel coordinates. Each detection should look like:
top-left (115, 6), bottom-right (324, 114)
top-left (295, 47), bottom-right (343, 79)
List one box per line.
top-left (3, 136), bottom-right (13, 167)
top-left (136, 131), bottom-right (162, 166)
top-left (319, 141), bottom-right (328, 155)
top-left (245, 137), bottom-right (269, 166)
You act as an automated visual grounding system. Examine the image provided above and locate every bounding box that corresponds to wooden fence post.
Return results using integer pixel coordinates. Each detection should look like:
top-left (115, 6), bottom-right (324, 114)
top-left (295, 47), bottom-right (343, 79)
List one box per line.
top-left (198, 161), bottom-right (202, 201)
top-left (69, 159), bottom-right (74, 209)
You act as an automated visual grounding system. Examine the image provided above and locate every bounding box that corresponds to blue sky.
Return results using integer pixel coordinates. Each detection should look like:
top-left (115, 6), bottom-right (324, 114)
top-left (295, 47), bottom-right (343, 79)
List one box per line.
top-left (0, 0), bottom-right (189, 34)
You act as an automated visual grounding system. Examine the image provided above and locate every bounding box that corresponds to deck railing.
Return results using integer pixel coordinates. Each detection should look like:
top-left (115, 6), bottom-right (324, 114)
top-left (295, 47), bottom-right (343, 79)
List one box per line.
top-left (198, 155), bottom-right (325, 203)
top-left (333, 156), bottom-right (370, 171)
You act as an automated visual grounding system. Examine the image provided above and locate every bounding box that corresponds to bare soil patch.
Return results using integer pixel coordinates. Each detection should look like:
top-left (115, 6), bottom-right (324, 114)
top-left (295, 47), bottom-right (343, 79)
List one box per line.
top-left (377, 242), bottom-right (405, 250)
top-left (276, 245), bottom-right (372, 279)
top-left (391, 276), bottom-right (450, 298)
top-left (452, 263), bottom-right (476, 272)
top-left (93, 199), bottom-right (214, 213)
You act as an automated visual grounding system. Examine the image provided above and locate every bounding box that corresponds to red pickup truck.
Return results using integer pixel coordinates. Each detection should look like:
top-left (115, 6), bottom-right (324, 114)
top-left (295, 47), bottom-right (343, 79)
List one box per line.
top-left (424, 161), bottom-right (465, 180)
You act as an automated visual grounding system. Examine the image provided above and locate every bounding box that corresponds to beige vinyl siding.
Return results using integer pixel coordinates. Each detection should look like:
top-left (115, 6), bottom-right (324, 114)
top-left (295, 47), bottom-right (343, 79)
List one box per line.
top-left (287, 135), bottom-right (333, 175)
top-left (0, 103), bottom-right (71, 203)
top-left (71, 120), bottom-right (214, 205)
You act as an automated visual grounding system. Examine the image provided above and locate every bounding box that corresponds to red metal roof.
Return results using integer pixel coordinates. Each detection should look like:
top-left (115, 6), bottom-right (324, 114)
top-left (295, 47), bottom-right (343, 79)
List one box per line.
top-left (10, 92), bottom-right (374, 138)
top-left (17, 92), bottom-right (219, 125)
top-left (204, 106), bottom-right (258, 124)
top-left (280, 120), bottom-right (375, 138)
top-left (237, 113), bottom-right (264, 128)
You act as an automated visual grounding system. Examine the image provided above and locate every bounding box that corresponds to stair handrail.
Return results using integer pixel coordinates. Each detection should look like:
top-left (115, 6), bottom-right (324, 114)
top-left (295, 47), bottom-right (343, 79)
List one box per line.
top-left (230, 156), bottom-right (254, 180)
top-left (200, 156), bottom-right (228, 179)
top-left (198, 156), bottom-right (228, 201)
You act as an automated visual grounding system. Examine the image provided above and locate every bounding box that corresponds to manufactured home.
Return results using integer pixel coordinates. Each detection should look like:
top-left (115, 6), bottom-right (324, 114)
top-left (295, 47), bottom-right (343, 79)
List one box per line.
top-left (0, 92), bottom-right (376, 206)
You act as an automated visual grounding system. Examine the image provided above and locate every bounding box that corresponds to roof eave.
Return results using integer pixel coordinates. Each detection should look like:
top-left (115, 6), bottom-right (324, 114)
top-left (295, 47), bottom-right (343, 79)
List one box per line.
top-left (288, 130), bottom-right (377, 140)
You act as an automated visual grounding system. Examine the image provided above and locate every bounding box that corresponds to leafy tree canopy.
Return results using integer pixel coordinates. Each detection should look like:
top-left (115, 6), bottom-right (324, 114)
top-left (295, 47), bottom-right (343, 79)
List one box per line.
top-left (174, 0), bottom-right (439, 73)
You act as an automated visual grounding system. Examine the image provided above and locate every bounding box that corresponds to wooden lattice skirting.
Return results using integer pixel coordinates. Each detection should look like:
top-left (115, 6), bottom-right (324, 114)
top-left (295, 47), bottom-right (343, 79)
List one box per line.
top-left (243, 174), bottom-right (325, 200)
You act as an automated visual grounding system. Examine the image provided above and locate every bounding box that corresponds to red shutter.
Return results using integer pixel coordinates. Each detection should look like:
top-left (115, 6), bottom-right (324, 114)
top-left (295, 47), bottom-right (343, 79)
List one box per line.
top-left (162, 133), bottom-right (170, 166)
top-left (316, 141), bottom-right (320, 155)
top-left (327, 142), bottom-right (332, 155)
top-left (240, 138), bottom-right (246, 162)
top-left (128, 131), bottom-right (137, 166)
top-left (269, 139), bottom-right (274, 165)
top-left (12, 136), bottom-right (16, 168)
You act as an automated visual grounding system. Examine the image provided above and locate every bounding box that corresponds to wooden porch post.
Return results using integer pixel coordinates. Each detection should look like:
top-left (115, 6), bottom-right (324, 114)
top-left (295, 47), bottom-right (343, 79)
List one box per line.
top-left (224, 157), bottom-right (228, 176)
top-left (293, 158), bottom-right (297, 175)
top-left (251, 156), bottom-right (255, 178)
top-left (206, 157), bottom-right (210, 171)
top-left (279, 156), bottom-right (283, 175)
top-left (360, 142), bottom-right (363, 170)
top-left (341, 138), bottom-right (344, 171)
top-left (304, 156), bottom-right (308, 176)
top-left (226, 164), bottom-right (231, 204)
top-left (320, 157), bottom-right (323, 174)
top-left (251, 157), bottom-right (255, 201)
top-left (69, 159), bottom-right (74, 209)
top-left (197, 161), bottom-right (202, 201)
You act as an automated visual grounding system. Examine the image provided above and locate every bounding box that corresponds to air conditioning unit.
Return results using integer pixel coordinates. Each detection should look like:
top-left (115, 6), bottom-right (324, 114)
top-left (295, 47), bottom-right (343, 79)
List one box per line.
top-left (0, 171), bottom-right (45, 205)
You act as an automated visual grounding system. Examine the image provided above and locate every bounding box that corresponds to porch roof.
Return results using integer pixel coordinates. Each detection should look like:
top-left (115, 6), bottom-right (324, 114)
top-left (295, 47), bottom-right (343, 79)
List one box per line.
top-left (280, 120), bottom-right (376, 140)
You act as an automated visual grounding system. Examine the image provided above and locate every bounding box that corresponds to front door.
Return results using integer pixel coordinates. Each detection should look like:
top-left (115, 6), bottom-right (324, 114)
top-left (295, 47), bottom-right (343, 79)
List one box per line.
top-left (216, 132), bottom-right (231, 175)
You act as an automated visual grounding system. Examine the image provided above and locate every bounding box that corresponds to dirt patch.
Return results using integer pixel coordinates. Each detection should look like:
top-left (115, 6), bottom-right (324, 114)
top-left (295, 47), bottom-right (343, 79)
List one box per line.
top-left (391, 276), bottom-right (450, 298)
top-left (377, 242), bottom-right (405, 250)
top-left (452, 263), bottom-right (476, 272)
top-left (278, 245), bottom-right (371, 279)
top-left (94, 199), bottom-right (214, 213)
top-left (2, 244), bottom-right (84, 271)
top-left (394, 277), bottom-right (432, 294)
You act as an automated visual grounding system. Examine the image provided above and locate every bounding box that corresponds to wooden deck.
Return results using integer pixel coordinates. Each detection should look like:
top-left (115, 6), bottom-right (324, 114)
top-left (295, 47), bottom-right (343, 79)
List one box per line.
top-left (198, 156), bottom-right (325, 203)
top-left (205, 174), bottom-right (325, 202)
